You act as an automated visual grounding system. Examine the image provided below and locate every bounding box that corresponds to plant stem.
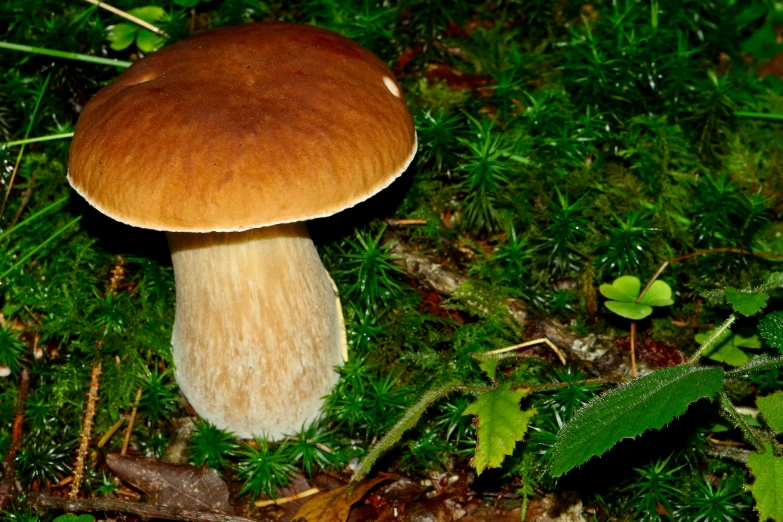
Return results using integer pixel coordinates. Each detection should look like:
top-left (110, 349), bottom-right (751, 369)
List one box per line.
top-left (0, 195), bottom-right (69, 243)
top-left (718, 392), bottom-right (765, 453)
top-left (734, 111), bottom-right (783, 121)
top-left (0, 368), bottom-right (31, 511)
top-left (0, 42), bottom-right (133, 67)
top-left (638, 248), bottom-right (783, 302)
top-left (122, 388), bottom-right (143, 455)
top-left (687, 314), bottom-right (735, 364)
top-left (70, 361), bottom-right (102, 499)
top-left (350, 380), bottom-right (491, 490)
top-left (4, 132), bottom-right (74, 147)
top-left (727, 355), bottom-right (783, 377)
top-left (1, 73), bottom-right (51, 221)
top-left (0, 216), bottom-right (82, 280)
top-left (630, 321), bottom-right (637, 378)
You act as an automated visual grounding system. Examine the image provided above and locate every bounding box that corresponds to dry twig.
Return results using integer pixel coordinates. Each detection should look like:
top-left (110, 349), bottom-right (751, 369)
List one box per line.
top-left (83, 0), bottom-right (168, 35)
top-left (70, 360), bottom-right (103, 499)
top-left (31, 493), bottom-right (260, 522)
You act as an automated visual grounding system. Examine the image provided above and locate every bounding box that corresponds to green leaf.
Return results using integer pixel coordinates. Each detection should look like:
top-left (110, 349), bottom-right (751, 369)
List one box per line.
top-left (760, 311), bottom-right (783, 352)
top-left (53, 515), bottom-right (95, 522)
top-left (748, 443), bottom-right (783, 522)
top-left (637, 280), bottom-right (674, 307)
top-left (725, 286), bottom-right (768, 316)
top-left (605, 300), bottom-right (652, 320)
top-left (599, 276), bottom-right (641, 302)
top-left (550, 366), bottom-right (724, 476)
top-left (463, 384), bottom-right (536, 474)
top-left (174, 0), bottom-right (203, 6)
top-left (107, 23), bottom-right (137, 51)
top-left (128, 6), bottom-right (166, 22)
top-left (478, 358), bottom-right (499, 380)
top-left (696, 328), bottom-right (762, 367)
top-left (136, 30), bottom-right (165, 53)
top-left (758, 392), bottom-right (783, 432)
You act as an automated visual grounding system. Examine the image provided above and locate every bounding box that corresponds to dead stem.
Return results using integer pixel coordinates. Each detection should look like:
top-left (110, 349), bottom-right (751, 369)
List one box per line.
top-left (70, 360), bottom-right (103, 499)
top-left (30, 493), bottom-right (260, 522)
top-left (122, 388), bottom-right (142, 455)
top-left (0, 367), bottom-right (31, 509)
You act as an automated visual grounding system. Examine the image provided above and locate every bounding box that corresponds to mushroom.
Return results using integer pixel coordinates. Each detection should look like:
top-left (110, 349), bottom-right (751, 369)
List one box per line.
top-left (67, 23), bottom-right (416, 439)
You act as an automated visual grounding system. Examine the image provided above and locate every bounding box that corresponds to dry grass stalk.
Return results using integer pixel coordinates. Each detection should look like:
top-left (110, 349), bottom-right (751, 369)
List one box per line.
top-left (69, 360), bottom-right (102, 499)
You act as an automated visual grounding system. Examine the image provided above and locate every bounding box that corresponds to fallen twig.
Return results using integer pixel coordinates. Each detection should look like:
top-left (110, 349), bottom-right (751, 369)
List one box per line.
top-left (254, 487), bottom-right (320, 507)
top-left (70, 360), bottom-right (103, 499)
top-left (386, 236), bottom-right (592, 356)
top-left (30, 493), bottom-right (260, 522)
top-left (122, 388), bottom-right (143, 455)
top-left (0, 367), bottom-right (31, 510)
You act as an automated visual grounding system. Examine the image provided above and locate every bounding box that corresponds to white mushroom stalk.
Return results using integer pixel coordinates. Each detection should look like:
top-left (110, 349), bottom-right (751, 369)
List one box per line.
top-left (166, 223), bottom-right (344, 439)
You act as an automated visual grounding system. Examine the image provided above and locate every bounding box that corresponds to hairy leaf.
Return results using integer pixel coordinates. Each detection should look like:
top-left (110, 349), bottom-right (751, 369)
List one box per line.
top-left (463, 384), bottom-right (535, 474)
top-left (725, 286), bottom-right (768, 316)
top-left (747, 443), bottom-right (783, 522)
top-left (758, 392), bottom-right (783, 432)
top-left (760, 311), bottom-right (783, 352)
top-left (550, 366), bottom-right (724, 476)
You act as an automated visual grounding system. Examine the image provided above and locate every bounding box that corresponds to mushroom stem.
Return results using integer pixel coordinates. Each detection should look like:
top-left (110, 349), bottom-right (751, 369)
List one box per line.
top-left (166, 223), bottom-right (344, 439)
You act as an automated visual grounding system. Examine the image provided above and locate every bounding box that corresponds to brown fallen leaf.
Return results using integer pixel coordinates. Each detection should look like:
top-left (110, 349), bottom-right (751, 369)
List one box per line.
top-left (106, 454), bottom-right (233, 514)
top-left (426, 63), bottom-right (494, 92)
top-left (293, 476), bottom-right (389, 522)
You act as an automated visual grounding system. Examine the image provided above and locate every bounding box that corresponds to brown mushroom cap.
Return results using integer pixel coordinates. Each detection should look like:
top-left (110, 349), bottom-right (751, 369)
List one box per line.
top-left (68, 23), bottom-right (416, 232)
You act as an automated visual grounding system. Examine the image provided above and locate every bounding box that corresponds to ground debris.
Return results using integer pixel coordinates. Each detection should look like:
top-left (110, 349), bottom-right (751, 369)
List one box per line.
top-left (106, 453), bottom-right (233, 514)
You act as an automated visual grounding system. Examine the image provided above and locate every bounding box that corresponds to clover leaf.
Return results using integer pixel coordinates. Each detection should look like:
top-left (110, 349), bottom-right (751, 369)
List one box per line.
top-left (599, 276), bottom-right (674, 320)
top-left (107, 7), bottom-right (166, 53)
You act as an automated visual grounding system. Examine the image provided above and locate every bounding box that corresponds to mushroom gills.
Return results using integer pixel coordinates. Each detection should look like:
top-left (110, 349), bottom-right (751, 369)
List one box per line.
top-left (167, 222), bottom-right (344, 439)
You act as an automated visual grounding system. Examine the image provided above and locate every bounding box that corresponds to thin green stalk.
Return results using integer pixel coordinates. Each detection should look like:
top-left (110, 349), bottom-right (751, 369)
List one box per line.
top-left (0, 196), bottom-right (69, 243)
top-left (718, 392), bottom-right (765, 453)
top-left (350, 381), bottom-right (491, 490)
top-left (0, 216), bottom-right (82, 280)
top-left (687, 314), bottom-right (735, 364)
top-left (4, 132), bottom-right (74, 148)
top-left (0, 42), bottom-right (132, 68)
top-left (727, 356), bottom-right (783, 377)
top-left (734, 111), bottom-right (783, 121)
top-left (2, 74), bottom-right (52, 219)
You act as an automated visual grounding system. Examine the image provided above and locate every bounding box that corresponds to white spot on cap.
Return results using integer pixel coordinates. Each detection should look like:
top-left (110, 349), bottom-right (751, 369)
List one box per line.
top-left (383, 76), bottom-right (401, 98)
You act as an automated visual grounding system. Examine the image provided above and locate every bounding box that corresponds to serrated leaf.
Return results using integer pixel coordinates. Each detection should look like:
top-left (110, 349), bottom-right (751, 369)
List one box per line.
top-left (758, 392), bottom-right (783, 432)
top-left (605, 300), bottom-right (652, 320)
top-left (637, 280), bottom-right (673, 307)
top-left (599, 276), bottom-right (641, 302)
top-left (725, 286), bottom-right (768, 316)
top-left (463, 384), bottom-right (535, 474)
top-left (760, 311), bottom-right (783, 352)
top-left (550, 366), bottom-right (724, 476)
top-left (748, 443), bottom-right (783, 522)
